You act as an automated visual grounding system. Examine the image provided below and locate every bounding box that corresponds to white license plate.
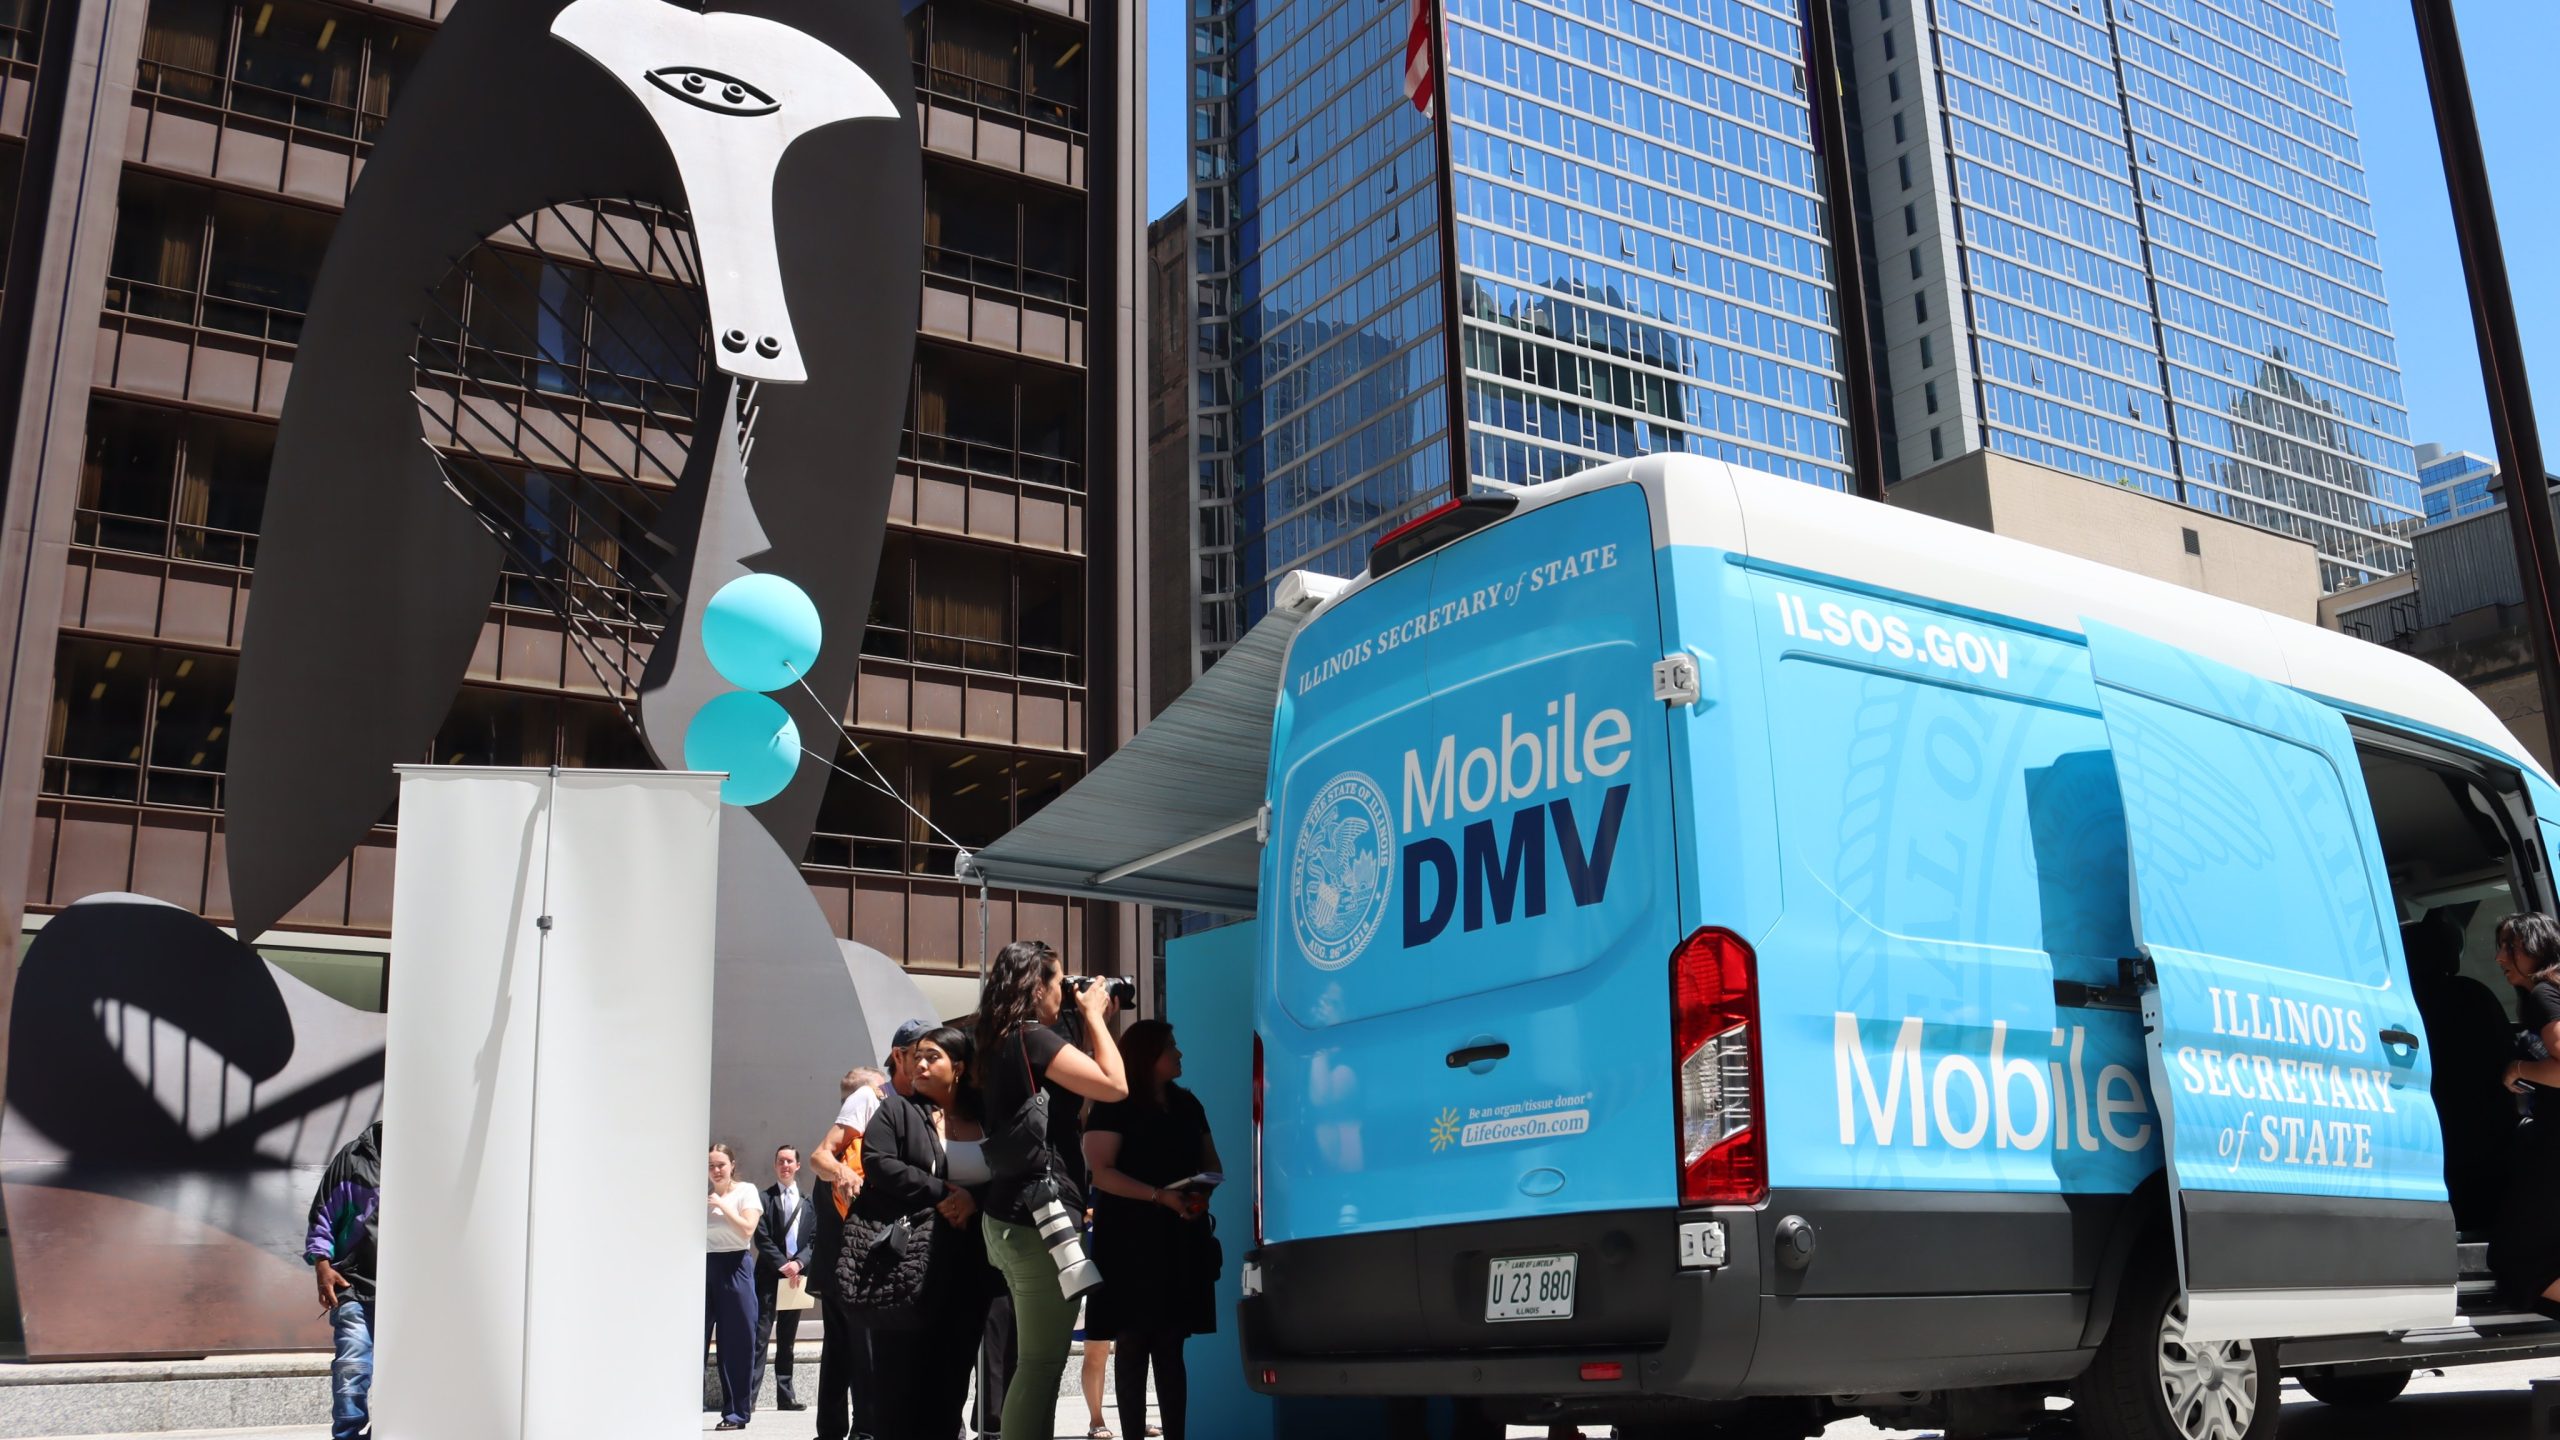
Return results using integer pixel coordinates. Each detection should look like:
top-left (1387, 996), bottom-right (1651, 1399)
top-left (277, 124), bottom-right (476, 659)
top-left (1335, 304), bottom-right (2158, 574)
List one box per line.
top-left (1484, 1253), bottom-right (1578, 1322)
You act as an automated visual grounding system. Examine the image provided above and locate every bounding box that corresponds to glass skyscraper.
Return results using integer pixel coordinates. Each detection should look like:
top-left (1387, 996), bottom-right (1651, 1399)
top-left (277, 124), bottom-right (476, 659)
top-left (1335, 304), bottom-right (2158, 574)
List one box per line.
top-left (1192, 0), bottom-right (1849, 635)
top-left (1194, 0), bottom-right (2422, 628)
top-left (2416, 442), bottom-right (2498, 527)
top-left (1851, 0), bottom-right (2416, 590)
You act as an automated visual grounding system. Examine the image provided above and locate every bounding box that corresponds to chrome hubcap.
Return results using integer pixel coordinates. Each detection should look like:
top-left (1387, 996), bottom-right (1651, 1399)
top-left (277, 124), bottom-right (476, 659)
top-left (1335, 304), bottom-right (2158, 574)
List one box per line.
top-left (2157, 1300), bottom-right (2258, 1440)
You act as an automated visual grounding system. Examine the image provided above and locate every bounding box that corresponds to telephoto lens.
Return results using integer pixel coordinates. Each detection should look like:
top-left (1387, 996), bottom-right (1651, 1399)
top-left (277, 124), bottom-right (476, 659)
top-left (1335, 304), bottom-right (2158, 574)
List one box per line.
top-left (1066, 974), bottom-right (1140, 1008)
top-left (1030, 1193), bottom-right (1103, 1300)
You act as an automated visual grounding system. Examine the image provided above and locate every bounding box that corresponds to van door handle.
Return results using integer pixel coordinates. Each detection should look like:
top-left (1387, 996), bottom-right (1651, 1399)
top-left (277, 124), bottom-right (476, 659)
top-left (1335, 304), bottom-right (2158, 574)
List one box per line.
top-left (1447, 1042), bottom-right (1510, 1069)
top-left (2379, 1028), bottom-right (2420, 1052)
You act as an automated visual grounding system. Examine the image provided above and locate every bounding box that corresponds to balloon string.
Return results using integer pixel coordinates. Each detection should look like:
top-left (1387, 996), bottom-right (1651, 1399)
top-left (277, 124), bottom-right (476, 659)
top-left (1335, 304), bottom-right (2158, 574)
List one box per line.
top-left (784, 666), bottom-right (968, 854)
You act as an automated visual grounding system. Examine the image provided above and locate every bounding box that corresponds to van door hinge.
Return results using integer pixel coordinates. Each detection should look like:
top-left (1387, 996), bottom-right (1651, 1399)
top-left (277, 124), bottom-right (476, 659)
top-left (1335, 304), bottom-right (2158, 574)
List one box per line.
top-left (1652, 653), bottom-right (1702, 706)
top-left (2055, 957), bottom-right (2156, 1014)
top-left (1254, 804), bottom-right (1271, 844)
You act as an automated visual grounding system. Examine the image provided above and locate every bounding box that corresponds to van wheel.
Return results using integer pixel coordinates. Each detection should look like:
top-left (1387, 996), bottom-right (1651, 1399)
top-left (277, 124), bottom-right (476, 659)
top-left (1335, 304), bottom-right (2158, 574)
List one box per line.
top-left (2074, 1257), bottom-right (2275, 1440)
top-left (2298, 1369), bottom-right (2410, 1407)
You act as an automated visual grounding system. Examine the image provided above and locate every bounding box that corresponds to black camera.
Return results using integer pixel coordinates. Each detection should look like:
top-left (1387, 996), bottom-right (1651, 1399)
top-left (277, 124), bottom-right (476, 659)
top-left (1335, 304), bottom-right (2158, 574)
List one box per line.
top-left (1066, 974), bottom-right (1138, 1008)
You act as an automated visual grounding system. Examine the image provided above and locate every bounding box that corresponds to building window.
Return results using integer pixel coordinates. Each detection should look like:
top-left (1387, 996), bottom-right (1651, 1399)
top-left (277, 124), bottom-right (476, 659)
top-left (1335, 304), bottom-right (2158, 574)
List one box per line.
top-left (1914, 292), bottom-right (1928, 322)
top-left (1892, 111), bottom-right (1906, 144)
top-left (413, 241), bottom-right (705, 414)
top-left (261, 946), bottom-right (389, 1012)
top-left (1908, 247), bottom-right (1923, 279)
top-left (106, 172), bottom-right (333, 341)
top-left (2183, 527), bottom-right (2201, 556)
top-left (43, 638), bottom-right (237, 810)
top-left (137, 0), bottom-right (424, 140)
top-left (1903, 204), bottom-right (1917, 236)
top-left (910, 0), bottom-right (1090, 131)
top-left (1925, 380), bottom-right (1939, 414)
top-left (807, 735), bottom-right (1086, 878)
top-left (1882, 28), bottom-right (1896, 59)
top-left (428, 688), bottom-right (652, 771)
top-left (1898, 154), bottom-right (1912, 191)
top-left (1919, 335), bottom-right (1934, 368)
top-left (1889, 69), bottom-right (1902, 102)
top-left (909, 344), bottom-right (1087, 493)
top-left (1930, 426), bottom-right (1944, 462)
top-left (924, 166), bottom-right (1087, 303)
top-left (75, 397), bottom-right (268, 567)
top-left (862, 531), bottom-right (1085, 684)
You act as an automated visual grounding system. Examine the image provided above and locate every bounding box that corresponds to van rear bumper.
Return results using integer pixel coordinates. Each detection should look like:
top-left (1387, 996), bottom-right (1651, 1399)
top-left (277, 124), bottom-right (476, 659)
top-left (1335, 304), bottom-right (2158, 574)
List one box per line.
top-left (1242, 1190), bottom-right (2117, 1402)
top-left (1241, 1204), bottom-right (1766, 1402)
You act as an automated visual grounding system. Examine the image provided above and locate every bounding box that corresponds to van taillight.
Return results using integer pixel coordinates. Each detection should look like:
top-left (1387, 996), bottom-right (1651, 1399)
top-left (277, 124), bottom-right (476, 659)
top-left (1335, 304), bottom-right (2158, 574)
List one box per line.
top-left (1673, 927), bottom-right (1766, 1206)
top-left (1252, 1034), bottom-right (1266, 1246)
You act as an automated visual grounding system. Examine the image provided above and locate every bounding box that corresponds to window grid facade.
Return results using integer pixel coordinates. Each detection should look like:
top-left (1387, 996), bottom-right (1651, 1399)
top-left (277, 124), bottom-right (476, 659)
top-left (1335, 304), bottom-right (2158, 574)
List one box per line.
top-left (1868, 0), bottom-right (2419, 590)
top-left (1205, 0), bottom-right (1850, 625)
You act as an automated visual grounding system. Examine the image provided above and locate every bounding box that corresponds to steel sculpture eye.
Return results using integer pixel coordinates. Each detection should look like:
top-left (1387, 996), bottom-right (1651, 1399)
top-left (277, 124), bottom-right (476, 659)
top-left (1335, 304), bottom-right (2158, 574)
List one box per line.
top-left (646, 66), bottom-right (780, 116)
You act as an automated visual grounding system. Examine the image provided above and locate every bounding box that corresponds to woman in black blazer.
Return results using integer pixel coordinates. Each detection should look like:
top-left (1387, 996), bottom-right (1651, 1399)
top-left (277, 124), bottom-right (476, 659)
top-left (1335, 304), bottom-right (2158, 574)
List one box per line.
top-left (857, 1031), bottom-right (999, 1440)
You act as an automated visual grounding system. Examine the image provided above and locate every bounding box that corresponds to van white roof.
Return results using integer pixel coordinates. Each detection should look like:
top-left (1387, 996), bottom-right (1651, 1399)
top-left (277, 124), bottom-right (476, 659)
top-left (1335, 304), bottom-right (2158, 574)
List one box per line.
top-left (1324, 454), bottom-right (2548, 783)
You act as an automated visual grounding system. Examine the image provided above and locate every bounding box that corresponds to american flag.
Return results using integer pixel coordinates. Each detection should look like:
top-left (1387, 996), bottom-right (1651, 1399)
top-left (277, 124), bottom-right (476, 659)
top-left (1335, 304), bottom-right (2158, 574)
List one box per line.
top-left (1403, 0), bottom-right (1437, 114)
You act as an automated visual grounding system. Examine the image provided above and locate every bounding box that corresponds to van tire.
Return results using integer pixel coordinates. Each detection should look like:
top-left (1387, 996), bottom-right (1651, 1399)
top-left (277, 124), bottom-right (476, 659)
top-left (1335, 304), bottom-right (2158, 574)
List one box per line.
top-left (2072, 1255), bottom-right (2275, 1440)
top-left (2298, 1369), bottom-right (2411, 1407)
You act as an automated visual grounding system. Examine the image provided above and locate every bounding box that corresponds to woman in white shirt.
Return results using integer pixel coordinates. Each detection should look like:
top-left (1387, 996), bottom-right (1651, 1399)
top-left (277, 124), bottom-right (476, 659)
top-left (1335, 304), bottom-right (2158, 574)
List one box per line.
top-left (708, 1143), bottom-right (765, 1430)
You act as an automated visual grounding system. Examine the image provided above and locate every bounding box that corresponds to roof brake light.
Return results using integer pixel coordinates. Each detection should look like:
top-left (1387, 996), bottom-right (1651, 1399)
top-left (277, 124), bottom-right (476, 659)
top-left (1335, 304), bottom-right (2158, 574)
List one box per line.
top-left (1367, 495), bottom-right (1520, 578)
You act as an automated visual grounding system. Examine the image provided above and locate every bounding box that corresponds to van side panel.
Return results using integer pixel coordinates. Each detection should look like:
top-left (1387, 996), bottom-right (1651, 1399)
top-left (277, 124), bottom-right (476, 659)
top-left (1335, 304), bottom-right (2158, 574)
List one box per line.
top-left (1258, 484), bottom-right (1683, 1247)
top-left (2530, 774), bottom-right (2560, 881)
top-left (1731, 569), bottom-right (2163, 1197)
top-left (1651, 544), bottom-right (1783, 973)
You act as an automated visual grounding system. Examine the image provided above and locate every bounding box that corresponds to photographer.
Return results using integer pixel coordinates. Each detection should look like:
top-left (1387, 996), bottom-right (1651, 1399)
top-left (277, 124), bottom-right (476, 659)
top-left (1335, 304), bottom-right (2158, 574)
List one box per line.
top-left (975, 940), bottom-right (1129, 1440)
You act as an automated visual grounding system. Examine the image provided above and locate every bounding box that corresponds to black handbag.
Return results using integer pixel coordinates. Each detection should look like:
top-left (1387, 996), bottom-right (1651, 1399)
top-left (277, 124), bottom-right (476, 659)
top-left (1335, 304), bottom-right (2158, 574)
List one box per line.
top-left (1189, 1210), bottom-right (1224, 1284)
top-left (835, 1207), bottom-right (936, 1329)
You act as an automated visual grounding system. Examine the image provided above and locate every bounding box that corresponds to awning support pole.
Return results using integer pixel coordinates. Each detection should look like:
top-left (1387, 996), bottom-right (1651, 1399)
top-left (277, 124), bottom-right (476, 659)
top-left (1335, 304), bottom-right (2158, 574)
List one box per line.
top-left (1094, 813), bottom-right (1262, 888)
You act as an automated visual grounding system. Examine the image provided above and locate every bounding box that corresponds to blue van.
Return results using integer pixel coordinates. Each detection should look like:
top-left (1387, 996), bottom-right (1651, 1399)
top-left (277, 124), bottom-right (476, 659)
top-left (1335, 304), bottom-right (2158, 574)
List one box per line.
top-left (1240, 456), bottom-right (2560, 1440)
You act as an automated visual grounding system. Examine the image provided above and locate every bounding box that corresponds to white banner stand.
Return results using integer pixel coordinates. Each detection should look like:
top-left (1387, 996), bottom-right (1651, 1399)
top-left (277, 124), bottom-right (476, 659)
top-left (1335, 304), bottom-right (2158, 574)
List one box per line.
top-left (370, 767), bottom-right (724, 1440)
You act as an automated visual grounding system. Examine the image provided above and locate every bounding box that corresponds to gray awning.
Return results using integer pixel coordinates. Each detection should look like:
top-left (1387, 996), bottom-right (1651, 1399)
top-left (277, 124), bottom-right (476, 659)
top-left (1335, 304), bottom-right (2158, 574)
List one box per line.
top-left (959, 571), bottom-right (1345, 914)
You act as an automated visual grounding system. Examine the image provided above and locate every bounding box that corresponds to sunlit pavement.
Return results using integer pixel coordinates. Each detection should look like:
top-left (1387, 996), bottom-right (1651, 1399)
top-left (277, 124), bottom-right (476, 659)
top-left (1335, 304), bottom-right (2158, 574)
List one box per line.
top-left (1499, 1358), bottom-right (2555, 1437)
top-left (27, 1359), bottom-right (2558, 1440)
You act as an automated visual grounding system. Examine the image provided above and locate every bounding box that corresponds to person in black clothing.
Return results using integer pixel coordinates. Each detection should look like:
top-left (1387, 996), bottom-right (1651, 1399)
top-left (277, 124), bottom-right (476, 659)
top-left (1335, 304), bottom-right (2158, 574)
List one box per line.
top-left (754, 1145), bottom-right (816, 1411)
top-left (1083, 1021), bottom-right (1221, 1440)
top-left (976, 941), bottom-right (1129, 1440)
top-left (2405, 915), bottom-right (2520, 1230)
top-left (857, 1029), bottom-right (1000, 1440)
top-left (2493, 912), bottom-right (2560, 1315)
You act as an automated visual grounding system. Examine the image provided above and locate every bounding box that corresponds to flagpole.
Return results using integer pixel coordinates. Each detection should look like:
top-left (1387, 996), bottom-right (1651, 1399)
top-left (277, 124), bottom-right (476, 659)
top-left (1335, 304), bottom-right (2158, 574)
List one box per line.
top-left (1424, 0), bottom-right (1471, 502)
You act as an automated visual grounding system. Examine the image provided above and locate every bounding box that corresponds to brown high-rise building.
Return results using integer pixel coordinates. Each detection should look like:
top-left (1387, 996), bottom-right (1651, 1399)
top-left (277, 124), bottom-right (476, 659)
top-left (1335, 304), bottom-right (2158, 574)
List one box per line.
top-left (0, 0), bottom-right (1146, 1354)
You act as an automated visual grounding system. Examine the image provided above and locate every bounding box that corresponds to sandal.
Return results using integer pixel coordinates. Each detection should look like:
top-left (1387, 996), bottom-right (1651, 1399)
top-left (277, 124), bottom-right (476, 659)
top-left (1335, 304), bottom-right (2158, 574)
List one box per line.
top-left (1087, 1426), bottom-right (1115, 1439)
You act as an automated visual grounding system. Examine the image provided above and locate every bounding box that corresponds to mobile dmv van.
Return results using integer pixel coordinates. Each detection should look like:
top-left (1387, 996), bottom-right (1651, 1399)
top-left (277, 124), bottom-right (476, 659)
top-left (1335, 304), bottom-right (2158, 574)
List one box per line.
top-left (1240, 454), bottom-right (2560, 1440)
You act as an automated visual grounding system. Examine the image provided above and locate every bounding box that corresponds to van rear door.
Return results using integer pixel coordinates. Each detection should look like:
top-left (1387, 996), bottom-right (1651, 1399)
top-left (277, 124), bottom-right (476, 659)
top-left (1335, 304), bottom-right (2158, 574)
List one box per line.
top-left (2082, 619), bottom-right (2455, 1342)
top-left (1261, 482), bottom-right (1682, 1248)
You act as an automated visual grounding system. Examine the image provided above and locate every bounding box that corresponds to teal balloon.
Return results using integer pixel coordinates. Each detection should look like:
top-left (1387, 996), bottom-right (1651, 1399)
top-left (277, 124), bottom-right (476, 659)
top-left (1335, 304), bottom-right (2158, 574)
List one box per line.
top-left (701, 573), bottom-right (822, 693)
top-left (684, 691), bottom-right (801, 807)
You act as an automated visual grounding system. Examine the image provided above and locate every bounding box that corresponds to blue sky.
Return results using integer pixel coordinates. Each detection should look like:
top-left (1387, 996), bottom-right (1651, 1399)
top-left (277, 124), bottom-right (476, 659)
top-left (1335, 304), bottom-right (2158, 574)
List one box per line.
top-left (1143, 0), bottom-right (2556, 467)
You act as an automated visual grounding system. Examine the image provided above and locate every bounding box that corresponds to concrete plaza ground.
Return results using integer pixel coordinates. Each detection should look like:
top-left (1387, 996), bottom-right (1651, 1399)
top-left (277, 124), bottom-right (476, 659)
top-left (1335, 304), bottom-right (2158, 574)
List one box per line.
top-left (18, 1357), bottom-right (2560, 1439)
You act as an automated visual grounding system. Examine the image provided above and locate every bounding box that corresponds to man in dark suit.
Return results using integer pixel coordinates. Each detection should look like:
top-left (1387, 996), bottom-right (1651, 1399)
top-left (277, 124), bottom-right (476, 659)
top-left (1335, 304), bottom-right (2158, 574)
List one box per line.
top-left (754, 1144), bottom-right (817, 1411)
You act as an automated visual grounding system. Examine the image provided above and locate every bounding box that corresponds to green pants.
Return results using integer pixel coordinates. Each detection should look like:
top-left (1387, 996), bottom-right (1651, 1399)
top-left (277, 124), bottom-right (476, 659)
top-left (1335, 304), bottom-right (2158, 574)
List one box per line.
top-left (985, 1213), bottom-right (1080, 1440)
